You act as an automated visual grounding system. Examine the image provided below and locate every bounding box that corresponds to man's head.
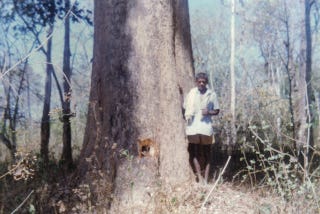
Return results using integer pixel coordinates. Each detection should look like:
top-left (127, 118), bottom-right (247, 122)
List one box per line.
top-left (195, 72), bottom-right (208, 93)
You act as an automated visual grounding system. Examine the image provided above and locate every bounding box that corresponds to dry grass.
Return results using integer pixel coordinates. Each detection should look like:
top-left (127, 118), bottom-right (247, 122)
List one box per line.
top-left (1, 121), bottom-right (319, 213)
top-left (1, 152), bottom-right (319, 213)
top-left (108, 156), bottom-right (289, 214)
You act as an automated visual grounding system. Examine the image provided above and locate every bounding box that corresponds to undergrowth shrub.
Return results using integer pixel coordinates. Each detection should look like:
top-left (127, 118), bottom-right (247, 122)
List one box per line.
top-left (232, 122), bottom-right (320, 212)
top-left (216, 86), bottom-right (320, 211)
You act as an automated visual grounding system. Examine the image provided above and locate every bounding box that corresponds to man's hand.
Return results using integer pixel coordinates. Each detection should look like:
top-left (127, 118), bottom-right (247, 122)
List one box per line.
top-left (186, 116), bottom-right (193, 125)
top-left (202, 109), bottom-right (209, 116)
top-left (202, 109), bottom-right (220, 116)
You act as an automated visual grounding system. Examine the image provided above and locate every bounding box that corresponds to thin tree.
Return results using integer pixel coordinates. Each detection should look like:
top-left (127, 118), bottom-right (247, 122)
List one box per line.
top-left (61, 0), bottom-right (73, 168)
top-left (40, 24), bottom-right (55, 163)
top-left (0, 23), bottom-right (33, 158)
top-left (230, 0), bottom-right (236, 146)
top-left (8, 0), bottom-right (92, 164)
top-left (10, 0), bottom-right (60, 163)
top-left (300, 0), bottom-right (316, 179)
top-left (304, 0), bottom-right (315, 149)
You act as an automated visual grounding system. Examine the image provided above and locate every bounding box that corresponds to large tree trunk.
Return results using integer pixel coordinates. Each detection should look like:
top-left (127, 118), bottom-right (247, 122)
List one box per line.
top-left (40, 25), bottom-right (54, 164)
top-left (61, 0), bottom-right (73, 168)
top-left (77, 0), bottom-right (194, 207)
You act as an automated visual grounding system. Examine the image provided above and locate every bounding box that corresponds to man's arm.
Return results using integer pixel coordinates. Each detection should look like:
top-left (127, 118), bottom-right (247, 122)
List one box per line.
top-left (202, 109), bottom-right (219, 116)
top-left (209, 109), bottom-right (219, 115)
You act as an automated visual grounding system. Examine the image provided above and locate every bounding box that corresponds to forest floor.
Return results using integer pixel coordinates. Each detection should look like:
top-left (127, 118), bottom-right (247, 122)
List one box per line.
top-left (1, 152), bottom-right (319, 213)
top-left (107, 157), bottom-right (307, 214)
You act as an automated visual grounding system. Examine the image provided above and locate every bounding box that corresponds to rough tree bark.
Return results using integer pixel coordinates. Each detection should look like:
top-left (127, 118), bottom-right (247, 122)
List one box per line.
top-left (77, 0), bottom-right (194, 207)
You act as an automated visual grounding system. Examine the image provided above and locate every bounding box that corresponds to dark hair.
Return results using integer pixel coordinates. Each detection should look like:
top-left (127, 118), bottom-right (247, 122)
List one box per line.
top-left (195, 72), bottom-right (208, 82)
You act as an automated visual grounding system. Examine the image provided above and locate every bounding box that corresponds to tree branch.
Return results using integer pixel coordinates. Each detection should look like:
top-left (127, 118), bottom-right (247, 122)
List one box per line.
top-left (10, 190), bottom-right (34, 214)
top-left (51, 65), bottom-right (65, 106)
top-left (0, 133), bottom-right (13, 151)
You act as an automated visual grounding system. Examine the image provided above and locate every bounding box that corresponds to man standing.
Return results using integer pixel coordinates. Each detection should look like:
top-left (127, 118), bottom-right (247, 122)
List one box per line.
top-left (184, 72), bottom-right (220, 183)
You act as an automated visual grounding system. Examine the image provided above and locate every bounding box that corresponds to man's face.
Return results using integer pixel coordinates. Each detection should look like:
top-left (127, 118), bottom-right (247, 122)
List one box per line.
top-left (196, 78), bottom-right (207, 92)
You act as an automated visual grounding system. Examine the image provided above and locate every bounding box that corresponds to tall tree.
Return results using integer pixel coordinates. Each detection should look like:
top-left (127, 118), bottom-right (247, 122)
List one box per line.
top-left (78, 0), bottom-right (194, 205)
top-left (7, 0), bottom-right (92, 164)
top-left (304, 0), bottom-right (315, 149)
top-left (298, 0), bottom-right (317, 176)
top-left (11, 0), bottom-right (60, 163)
top-left (230, 0), bottom-right (236, 146)
top-left (0, 16), bottom-right (36, 158)
top-left (61, 0), bottom-right (73, 168)
top-left (40, 24), bottom-right (54, 163)
top-left (0, 60), bottom-right (28, 158)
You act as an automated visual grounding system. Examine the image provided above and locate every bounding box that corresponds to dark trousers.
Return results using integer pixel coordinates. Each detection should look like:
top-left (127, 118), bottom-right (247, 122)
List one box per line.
top-left (188, 143), bottom-right (212, 172)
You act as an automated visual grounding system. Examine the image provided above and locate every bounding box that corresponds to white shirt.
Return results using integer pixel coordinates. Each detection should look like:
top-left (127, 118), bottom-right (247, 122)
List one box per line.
top-left (184, 87), bottom-right (219, 136)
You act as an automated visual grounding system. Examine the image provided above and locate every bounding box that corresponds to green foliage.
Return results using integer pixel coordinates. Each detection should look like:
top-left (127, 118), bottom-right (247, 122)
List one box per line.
top-left (120, 149), bottom-right (134, 162)
top-left (13, 0), bottom-right (56, 27)
top-left (29, 204), bottom-right (36, 214)
top-left (12, 0), bottom-right (91, 25)
top-left (0, 0), bottom-right (93, 40)
top-left (56, 0), bottom-right (93, 25)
